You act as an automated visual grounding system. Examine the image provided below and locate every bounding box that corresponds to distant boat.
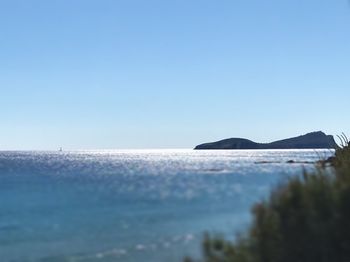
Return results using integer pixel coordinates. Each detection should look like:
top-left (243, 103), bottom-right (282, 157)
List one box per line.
top-left (59, 147), bottom-right (63, 152)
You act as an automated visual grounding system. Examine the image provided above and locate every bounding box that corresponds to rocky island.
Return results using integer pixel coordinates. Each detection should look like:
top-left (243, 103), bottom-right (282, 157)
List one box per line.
top-left (194, 131), bottom-right (337, 150)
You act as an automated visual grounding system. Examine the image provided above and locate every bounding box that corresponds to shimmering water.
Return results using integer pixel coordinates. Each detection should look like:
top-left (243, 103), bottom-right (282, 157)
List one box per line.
top-left (0, 149), bottom-right (333, 262)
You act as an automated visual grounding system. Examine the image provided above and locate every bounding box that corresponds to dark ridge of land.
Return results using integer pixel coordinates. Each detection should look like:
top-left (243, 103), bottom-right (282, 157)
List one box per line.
top-left (194, 131), bottom-right (337, 150)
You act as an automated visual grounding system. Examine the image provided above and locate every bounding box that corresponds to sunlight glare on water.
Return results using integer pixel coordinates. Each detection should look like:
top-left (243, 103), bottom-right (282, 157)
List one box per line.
top-left (0, 149), bottom-right (334, 262)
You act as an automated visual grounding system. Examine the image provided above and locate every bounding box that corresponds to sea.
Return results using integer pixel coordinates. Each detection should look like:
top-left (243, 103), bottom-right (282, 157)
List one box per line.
top-left (0, 149), bottom-right (334, 262)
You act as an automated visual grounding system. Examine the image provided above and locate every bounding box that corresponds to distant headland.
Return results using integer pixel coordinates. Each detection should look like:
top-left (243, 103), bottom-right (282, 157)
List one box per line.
top-left (194, 131), bottom-right (337, 150)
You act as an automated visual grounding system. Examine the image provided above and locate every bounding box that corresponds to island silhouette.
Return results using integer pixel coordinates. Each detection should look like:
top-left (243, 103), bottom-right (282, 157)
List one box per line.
top-left (195, 131), bottom-right (337, 150)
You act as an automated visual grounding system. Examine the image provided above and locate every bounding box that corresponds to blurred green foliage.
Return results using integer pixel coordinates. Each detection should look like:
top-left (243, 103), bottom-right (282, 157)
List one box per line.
top-left (185, 138), bottom-right (350, 262)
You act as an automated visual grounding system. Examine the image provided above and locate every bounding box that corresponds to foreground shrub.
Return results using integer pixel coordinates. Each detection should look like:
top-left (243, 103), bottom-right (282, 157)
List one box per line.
top-left (185, 141), bottom-right (350, 262)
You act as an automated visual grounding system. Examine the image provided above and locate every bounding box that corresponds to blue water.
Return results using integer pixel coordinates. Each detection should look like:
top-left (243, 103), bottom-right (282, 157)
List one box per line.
top-left (0, 149), bottom-right (333, 262)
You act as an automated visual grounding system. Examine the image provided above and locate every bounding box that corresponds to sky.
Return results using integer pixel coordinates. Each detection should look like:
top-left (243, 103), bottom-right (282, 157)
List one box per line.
top-left (0, 0), bottom-right (349, 150)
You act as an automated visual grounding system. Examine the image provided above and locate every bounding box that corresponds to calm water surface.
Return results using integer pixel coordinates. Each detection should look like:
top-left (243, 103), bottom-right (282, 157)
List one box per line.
top-left (0, 149), bottom-right (333, 262)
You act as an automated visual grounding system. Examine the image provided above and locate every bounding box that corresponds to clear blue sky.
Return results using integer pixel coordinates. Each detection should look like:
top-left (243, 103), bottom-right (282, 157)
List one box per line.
top-left (0, 0), bottom-right (349, 150)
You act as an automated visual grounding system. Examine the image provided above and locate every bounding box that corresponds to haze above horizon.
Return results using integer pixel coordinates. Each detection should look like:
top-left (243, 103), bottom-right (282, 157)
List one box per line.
top-left (1, 0), bottom-right (349, 150)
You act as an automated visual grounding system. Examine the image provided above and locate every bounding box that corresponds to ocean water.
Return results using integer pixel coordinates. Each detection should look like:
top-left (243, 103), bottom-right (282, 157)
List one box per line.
top-left (0, 149), bottom-right (334, 262)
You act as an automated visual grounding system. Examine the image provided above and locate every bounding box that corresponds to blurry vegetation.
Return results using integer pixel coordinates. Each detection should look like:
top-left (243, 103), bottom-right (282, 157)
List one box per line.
top-left (185, 136), bottom-right (350, 262)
